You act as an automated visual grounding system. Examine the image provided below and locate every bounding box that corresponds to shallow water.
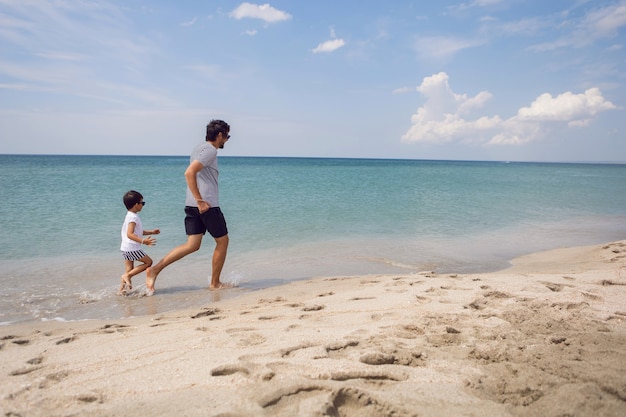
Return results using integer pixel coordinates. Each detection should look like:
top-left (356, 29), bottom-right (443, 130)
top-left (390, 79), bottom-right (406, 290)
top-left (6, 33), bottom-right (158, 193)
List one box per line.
top-left (1, 155), bottom-right (625, 324)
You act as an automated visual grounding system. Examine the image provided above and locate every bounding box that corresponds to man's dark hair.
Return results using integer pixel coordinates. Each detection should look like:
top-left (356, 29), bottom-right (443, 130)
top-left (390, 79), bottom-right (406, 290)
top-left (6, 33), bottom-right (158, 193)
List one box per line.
top-left (123, 190), bottom-right (143, 210)
top-left (206, 119), bottom-right (230, 142)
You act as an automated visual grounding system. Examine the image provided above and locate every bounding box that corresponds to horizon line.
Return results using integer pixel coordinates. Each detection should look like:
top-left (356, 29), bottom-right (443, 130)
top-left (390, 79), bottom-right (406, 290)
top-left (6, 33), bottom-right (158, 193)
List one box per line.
top-left (1, 153), bottom-right (625, 165)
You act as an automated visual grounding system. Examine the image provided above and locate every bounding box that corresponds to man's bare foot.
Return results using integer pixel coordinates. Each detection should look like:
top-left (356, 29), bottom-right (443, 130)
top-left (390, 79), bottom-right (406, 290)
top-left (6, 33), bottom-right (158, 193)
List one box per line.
top-left (209, 282), bottom-right (234, 290)
top-left (121, 273), bottom-right (132, 290)
top-left (146, 267), bottom-right (156, 294)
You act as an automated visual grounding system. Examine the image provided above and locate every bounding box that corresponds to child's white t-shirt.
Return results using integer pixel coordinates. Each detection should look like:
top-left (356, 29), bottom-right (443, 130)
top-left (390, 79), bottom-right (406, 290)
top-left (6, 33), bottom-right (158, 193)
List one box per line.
top-left (120, 211), bottom-right (143, 252)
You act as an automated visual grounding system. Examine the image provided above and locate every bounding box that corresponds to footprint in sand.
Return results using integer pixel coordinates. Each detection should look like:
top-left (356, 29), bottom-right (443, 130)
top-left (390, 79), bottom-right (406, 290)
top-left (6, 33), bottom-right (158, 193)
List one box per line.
top-left (27, 356), bottom-right (43, 365)
top-left (580, 291), bottom-right (603, 301)
top-left (258, 296), bottom-right (285, 304)
top-left (541, 281), bottom-right (564, 292)
top-left (484, 290), bottom-right (513, 299)
top-left (191, 308), bottom-right (220, 319)
top-left (359, 350), bottom-right (424, 367)
top-left (211, 364), bottom-right (251, 377)
top-left (77, 394), bottom-right (102, 403)
top-left (38, 370), bottom-right (70, 389)
top-left (238, 333), bottom-right (267, 347)
top-left (279, 342), bottom-right (319, 358)
top-left (258, 385), bottom-right (411, 416)
top-left (100, 324), bottom-right (130, 334)
top-left (302, 304), bottom-right (324, 312)
top-left (601, 279), bottom-right (626, 286)
top-left (384, 323), bottom-right (425, 339)
top-left (326, 340), bottom-right (359, 350)
top-left (226, 327), bottom-right (257, 334)
top-left (415, 295), bottom-right (432, 304)
top-left (317, 291), bottom-right (334, 297)
top-left (10, 366), bottom-right (43, 376)
top-left (258, 315), bottom-right (280, 321)
top-left (211, 362), bottom-right (275, 381)
top-left (56, 336), bottom-right (76, 345)
top-left (330, 369), bottom-right (407, 382)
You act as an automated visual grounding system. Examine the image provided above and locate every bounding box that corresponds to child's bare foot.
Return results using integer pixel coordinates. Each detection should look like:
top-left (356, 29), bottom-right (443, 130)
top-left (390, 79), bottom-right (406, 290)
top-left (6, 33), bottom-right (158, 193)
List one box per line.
top-left (121, 273), bottom-right (132, 290)
top-left (118, 277), bottom-right (129, 295)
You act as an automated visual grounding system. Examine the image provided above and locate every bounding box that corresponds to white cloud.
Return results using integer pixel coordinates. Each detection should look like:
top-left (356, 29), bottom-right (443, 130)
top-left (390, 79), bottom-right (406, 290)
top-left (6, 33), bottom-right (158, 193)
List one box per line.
top-left (484, 16), bottom-right (547, 37)
top-left (414, 36), bottom-right (485, 60)
top-left (184, 64), bottom-right (223, 79)
top-left (587, 2), bottom-right (626, 38)
top-left (516, 88), bottom-right (617, 122)
top-left (473, 0), bottom-right (503, 6)
top-left (312, 27), bottom-right (346, 54)
top-left (402, 72), bottom-right (617, 146)
top-left (392, 86), bottom-right (413, 94)
top-left (449, 0), bottom-right (504, 13)
top-left (181, 17), bottom-right (197, 27)
top-left (0, 0), bottom-right (161, 107)
top-left (312, 38), bottom-right (345, 54)
top-left (0, 83), bottom-right (55, 92)
top-left (230, 3), bottom-right (292, 23)
top-left (35, 52), bottom-right (85, 61)
top-left (531, 1), bottom-right (626, 51)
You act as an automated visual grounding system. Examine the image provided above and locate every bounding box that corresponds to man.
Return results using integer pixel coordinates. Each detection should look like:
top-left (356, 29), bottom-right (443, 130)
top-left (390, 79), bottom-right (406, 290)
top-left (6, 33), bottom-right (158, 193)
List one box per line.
top-left (146, 119), bottom-right (231, 295)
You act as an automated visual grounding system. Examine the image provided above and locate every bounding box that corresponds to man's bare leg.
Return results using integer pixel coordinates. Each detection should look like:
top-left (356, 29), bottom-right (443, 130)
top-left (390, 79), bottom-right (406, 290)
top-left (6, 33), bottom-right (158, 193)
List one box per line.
top-left (146, 234), bottom-right (203, 295)
top-left (209, 234), bottom-right (229, 289)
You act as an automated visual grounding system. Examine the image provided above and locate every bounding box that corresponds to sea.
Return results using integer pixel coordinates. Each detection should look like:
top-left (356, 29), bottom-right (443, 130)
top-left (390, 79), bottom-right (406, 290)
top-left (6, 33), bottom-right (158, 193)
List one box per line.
top-left (1, 154), bottom-right (625, 325)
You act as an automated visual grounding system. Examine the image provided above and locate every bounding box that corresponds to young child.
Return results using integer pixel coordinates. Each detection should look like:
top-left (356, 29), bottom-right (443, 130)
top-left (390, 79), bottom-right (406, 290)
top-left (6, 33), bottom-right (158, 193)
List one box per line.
top-left (119, 190), bottom-right (160, 295)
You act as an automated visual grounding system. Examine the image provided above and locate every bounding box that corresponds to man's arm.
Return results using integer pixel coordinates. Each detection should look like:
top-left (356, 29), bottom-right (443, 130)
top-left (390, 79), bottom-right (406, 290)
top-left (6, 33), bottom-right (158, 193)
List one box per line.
top-left (184, 160), bottom-right (210, 212)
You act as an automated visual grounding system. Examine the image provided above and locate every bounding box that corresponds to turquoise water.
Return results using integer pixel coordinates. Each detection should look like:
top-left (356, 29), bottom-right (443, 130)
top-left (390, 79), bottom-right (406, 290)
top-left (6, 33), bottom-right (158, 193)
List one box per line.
top-left (1, 155), bottom-right (625, 324)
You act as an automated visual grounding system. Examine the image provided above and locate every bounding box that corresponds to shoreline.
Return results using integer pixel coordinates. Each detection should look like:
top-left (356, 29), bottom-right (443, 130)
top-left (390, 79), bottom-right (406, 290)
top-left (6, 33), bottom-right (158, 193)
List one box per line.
top-left (1, 240), bottom-right (625, 416)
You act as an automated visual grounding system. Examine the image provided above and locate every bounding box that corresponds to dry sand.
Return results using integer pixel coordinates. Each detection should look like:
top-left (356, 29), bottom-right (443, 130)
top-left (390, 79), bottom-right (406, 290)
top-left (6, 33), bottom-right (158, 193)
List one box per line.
top-left (1, 241), bottom-right (625, 417)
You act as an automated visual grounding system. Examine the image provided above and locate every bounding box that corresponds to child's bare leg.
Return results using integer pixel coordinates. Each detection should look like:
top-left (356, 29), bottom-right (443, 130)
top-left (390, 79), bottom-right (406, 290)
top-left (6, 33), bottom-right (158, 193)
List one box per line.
top-left (120, 256), bottom-right (152, 294)
top-left (130, 256), bottom-right (152, 281)
top-left (119, 260), bottom-right (134, 294)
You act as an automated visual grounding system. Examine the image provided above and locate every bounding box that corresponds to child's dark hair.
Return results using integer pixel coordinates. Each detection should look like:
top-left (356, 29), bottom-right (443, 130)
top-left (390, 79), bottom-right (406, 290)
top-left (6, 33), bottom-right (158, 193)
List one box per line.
top-left (123, 190), bottom-right (143, 210)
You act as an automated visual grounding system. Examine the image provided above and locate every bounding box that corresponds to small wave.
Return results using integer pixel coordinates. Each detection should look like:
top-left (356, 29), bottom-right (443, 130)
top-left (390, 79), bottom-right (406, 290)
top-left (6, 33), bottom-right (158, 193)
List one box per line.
top-left (357, 256), bottom-right (424, 271)
top-left (41, 317), bottom-right (71, 322)
top-left (221, 271), bottom-right (244, 287)
top-left (76, 287), bottom-right (116, 303)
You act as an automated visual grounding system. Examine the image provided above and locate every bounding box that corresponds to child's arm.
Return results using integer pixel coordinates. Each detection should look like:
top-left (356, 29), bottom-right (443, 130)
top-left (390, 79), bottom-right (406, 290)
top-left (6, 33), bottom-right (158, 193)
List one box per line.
top-left (128, 222), bottom-right (156, 246)
top-left (144, 228), bottom-right (160, 235)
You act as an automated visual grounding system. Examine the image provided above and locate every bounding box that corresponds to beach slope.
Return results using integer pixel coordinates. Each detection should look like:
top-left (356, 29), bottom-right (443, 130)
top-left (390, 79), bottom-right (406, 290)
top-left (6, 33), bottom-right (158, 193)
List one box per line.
top-left (1, 241), bottom-right (625, 416)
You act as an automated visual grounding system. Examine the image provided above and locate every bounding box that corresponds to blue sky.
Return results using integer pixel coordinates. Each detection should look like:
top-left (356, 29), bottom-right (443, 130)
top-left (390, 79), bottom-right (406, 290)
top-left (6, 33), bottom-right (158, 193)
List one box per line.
top-left (0, 0), bottom-right (625, 161)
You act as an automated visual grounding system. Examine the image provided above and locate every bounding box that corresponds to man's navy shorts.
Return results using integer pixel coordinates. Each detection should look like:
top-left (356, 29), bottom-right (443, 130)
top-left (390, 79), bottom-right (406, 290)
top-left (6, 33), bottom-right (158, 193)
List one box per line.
top-left (184, 206), bottom-right (228, 238)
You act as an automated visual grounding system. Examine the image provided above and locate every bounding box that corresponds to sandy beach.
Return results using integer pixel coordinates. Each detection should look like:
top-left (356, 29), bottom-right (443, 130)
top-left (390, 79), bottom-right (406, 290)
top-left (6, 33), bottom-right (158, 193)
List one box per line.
top-left (1, 241), bottom-right (625, 417)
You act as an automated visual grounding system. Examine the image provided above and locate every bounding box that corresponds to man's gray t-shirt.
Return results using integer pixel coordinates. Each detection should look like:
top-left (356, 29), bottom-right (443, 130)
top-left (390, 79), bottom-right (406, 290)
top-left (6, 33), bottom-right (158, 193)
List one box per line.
top-left (185, 142), bottom-right (219, 207)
